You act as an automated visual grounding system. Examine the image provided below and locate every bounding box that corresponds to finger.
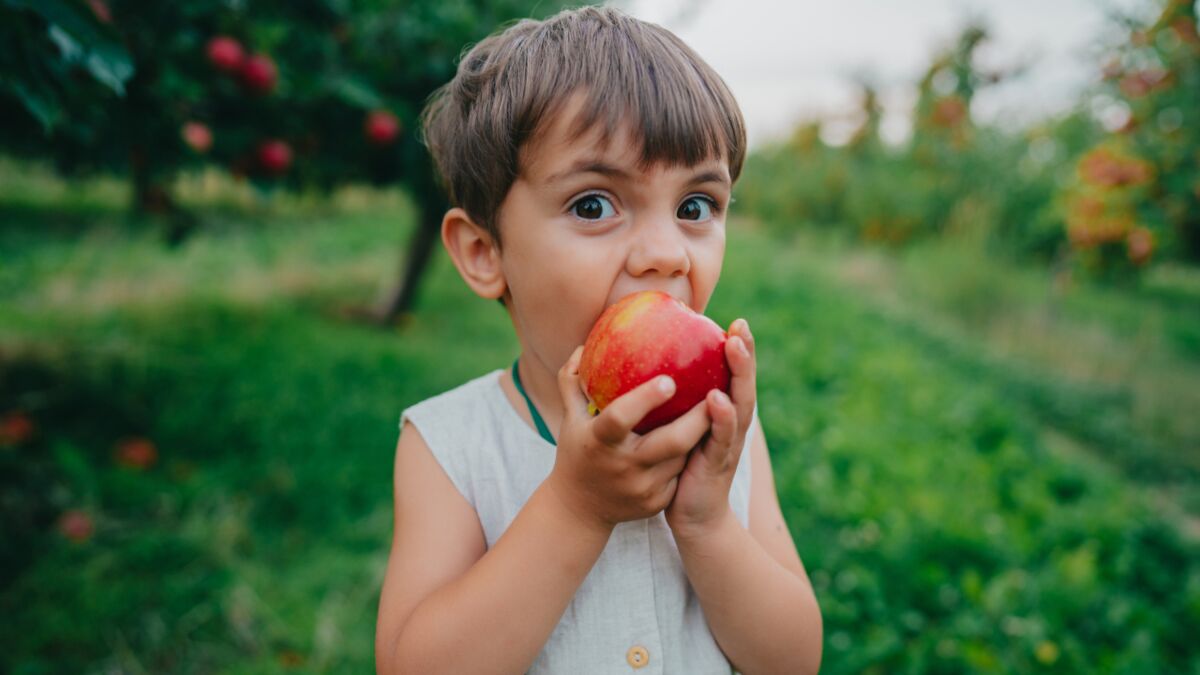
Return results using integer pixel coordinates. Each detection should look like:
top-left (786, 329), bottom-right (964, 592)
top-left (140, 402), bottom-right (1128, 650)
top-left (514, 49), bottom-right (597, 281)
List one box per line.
top-left (592, 375), bottom-right (676, 446)
top-left (555, 347), bottom-right (590, 421)
top-left (652, 475), bottom-right (680, 512)
top-left (636, 397), bottom-right (712, 466)
top-left (731, 318), bottom-right (756, 358)
top-left (647, 451), bottom-right (688, 489)
top-left (703, 389), bottom-right (739, 469)
top-left (725, 328), bottom-right (757, 434)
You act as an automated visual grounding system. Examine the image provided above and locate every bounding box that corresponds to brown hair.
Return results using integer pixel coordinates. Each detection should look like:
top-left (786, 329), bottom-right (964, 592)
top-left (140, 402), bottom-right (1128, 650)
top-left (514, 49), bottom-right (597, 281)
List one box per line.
top-left (420, 5), bottom-right (746, 245)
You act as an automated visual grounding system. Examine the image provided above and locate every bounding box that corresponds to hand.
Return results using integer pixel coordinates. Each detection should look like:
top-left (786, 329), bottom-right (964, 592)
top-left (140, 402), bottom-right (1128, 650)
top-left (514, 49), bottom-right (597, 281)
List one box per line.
top-left (666, 318), bottom-right (757, 540)
top-left (544, 346), bottom-right (714, 535)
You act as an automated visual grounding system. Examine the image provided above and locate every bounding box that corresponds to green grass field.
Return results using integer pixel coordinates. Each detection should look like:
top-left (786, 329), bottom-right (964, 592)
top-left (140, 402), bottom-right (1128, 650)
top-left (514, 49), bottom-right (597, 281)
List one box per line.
top-left (2, 165), bottom-right (1199, 673)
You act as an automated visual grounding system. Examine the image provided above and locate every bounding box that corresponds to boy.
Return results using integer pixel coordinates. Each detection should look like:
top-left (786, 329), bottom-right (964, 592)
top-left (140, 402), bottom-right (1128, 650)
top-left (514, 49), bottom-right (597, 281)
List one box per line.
top-left (376, 6), bottom-right (822, 674)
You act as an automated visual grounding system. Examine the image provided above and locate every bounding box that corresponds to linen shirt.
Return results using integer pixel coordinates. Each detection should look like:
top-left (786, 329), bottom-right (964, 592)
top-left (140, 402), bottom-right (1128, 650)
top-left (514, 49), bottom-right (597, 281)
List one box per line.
top-left (401, 369), bottom-right (753, 674)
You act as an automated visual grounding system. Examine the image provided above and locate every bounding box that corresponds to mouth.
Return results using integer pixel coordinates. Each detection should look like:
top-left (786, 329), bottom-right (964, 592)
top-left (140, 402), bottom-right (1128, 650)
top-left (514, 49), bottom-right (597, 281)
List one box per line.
top-left (605, 286), bottom-right (692, 312)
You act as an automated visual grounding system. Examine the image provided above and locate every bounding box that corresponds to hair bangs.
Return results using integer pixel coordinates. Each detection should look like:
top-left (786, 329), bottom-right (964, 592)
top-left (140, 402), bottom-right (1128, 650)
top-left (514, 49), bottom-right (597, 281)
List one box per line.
top-left (422, 6), bottom-right (746, 243)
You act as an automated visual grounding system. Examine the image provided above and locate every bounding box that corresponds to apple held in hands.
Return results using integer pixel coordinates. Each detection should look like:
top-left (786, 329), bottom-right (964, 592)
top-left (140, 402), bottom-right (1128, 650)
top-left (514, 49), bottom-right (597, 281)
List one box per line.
top-left (580, 291), bottom-right (730, 434)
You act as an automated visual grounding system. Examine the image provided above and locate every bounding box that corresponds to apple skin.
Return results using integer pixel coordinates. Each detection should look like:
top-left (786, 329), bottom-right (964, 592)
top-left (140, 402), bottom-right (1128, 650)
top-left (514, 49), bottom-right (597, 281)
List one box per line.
top-left (256, 139), bottom-right (292, 175)
top-left (240, 54), bottom-right (278, 94)
top-left (365, 110), bottom-right (401, 145)
top-left (579, 290), bottom-right (730, 434)
top-left (206, 36), bottom-right (245, 73)
top-left (181, 122), bottom-right (212, 153)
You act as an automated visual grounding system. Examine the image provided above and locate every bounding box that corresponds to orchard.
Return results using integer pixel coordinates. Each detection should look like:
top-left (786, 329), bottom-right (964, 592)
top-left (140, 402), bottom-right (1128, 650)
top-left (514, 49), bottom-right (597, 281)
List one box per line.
top-left (0, 0), bottom-right (574, 317)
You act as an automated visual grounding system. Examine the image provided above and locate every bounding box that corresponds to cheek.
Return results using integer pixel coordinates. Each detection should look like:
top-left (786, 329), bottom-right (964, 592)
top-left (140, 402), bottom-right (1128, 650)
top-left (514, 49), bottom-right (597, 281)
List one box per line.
top-left (509, 234), bottom-right (620, 356)
top-left (691, 233), bottom-right (726, 309)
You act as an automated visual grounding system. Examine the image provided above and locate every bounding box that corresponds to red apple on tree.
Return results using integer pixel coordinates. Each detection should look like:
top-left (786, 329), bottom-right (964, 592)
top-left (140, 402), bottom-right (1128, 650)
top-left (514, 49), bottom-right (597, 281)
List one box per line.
top-left (181, 122), bottom-right (212, 154)
top-left (206, 36), bottom-right (245, 73)
top-left (579, 290), bottom-right (730, 434)
top-left (1, 410), bottom-right (34, 446)
top-left (256, 139), bottom-right (293, 176)
top-left (115, 437), bottom-right (158, 470)
top-left (240, 54), bottom-right (278, 94)
top-left (364, 110), bottom-right (401, 146)
top-left (58, 510), bottom-right (94, 543)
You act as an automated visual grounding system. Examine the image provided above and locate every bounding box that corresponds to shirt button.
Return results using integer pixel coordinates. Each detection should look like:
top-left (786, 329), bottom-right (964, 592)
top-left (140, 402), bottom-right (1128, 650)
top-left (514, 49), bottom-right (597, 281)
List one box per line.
top-left (626, 645), bottom-right (649, 669)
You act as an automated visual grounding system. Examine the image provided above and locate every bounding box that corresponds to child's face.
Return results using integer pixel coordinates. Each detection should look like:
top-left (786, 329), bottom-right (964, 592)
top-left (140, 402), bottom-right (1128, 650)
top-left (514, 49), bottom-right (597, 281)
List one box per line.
top-left (496, 93), bottom-right (732, 371)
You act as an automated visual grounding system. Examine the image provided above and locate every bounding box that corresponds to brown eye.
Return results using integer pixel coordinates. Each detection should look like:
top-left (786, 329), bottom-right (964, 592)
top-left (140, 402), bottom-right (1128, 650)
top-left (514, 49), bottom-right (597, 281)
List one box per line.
top-left (572, 195), bottom-right (614, 220)
top-left (678, 196), bottom-right (714, 221)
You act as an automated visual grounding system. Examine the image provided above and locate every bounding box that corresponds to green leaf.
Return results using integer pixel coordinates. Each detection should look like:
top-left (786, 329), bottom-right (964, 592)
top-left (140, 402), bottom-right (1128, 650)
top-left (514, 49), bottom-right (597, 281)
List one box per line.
top-left (9, 0), bottom-right (133, 95)
top-left (82, 42), bottom-right (133, 94)
top-left (324, 73), bottom-right (385, 110)
top-left (5, 81), bottom-right (63, 133)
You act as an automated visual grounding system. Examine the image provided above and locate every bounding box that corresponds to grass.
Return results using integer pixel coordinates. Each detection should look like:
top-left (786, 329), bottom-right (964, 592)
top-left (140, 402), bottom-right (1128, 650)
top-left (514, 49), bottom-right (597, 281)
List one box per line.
top-left (1, 166), bottom-right (1198, 673)
top-left (791, 228), bottom-right (1200, 490)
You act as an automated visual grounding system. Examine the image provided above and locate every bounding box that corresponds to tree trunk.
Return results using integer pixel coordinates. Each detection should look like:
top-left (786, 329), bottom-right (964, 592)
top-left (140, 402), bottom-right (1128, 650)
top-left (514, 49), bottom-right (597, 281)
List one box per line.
top-left (377, 190), bottom-right (444, 322)
top-left (130, 147), bottom-right (198, 246)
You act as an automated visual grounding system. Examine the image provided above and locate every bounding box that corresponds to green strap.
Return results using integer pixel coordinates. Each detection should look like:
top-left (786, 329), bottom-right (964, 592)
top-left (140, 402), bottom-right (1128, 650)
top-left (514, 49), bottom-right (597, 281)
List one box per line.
top-left (512, 358), bottom-right (556, 445)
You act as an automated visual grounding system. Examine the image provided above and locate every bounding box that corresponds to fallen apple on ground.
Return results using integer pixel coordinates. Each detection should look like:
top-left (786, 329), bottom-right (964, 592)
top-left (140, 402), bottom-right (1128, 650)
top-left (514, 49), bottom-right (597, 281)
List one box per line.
top-left (579, 290), bottom-right (730, 434)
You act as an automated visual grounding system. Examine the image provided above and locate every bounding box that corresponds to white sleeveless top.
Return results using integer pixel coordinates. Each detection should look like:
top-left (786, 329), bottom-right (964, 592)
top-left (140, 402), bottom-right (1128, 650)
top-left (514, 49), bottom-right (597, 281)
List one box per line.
top-left (400, 368), bottom-right (754, 675)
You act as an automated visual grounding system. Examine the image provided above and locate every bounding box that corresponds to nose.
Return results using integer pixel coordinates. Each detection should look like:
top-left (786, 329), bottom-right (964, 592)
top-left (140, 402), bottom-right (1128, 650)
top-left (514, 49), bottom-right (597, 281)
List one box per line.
top-left (626, 217), bottom-right (690, 279)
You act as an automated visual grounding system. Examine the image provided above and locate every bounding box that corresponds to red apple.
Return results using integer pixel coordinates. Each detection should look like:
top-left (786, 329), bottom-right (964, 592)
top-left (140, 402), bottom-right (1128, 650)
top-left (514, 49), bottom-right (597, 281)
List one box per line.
top-left (115, 437), bottom-right (158, 470)
top-left (206, 36), bottom-right (245, 73)
top-left (181, 121), bottom-right (212, 153)
top-left (579, 290), bottom-right (730, 434)
top-left (240, 54), bottom-right (278, 94)
top-left (87, 0), bottom-right (112, 24)
top-left (364, 110), bottom-right (401, 146)
top-left (256, 139), bottom-right (292, 175)
top-left (58, 509), bottom-right (94, 543)
top-left (1, 410), bottom-right (34, 445)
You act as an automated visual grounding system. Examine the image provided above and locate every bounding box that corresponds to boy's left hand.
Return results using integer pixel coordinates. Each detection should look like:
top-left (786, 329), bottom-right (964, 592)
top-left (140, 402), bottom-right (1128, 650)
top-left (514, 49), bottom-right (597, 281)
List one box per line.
top-left (665, 318), bottom-right (756, 540)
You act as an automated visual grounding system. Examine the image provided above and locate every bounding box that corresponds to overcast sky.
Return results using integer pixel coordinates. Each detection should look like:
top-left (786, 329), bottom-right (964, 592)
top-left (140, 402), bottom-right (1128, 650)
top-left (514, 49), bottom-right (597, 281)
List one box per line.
top-left (620, 0), bottom-right (1147, 147)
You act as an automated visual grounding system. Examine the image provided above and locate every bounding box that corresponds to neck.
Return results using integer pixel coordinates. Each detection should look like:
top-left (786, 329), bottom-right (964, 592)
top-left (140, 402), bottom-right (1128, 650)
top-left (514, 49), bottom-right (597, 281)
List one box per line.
top-left (517, 352), bottom-right (566, 441)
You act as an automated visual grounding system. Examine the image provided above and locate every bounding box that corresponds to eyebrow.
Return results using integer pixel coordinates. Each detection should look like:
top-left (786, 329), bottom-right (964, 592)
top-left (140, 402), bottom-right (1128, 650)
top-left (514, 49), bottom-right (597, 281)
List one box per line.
top-left (544, 159), bottom-right (730, 189)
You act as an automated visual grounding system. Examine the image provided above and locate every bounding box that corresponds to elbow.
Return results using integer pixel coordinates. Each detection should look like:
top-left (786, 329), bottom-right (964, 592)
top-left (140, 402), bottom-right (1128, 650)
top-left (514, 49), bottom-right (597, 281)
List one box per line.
top-left (376, 636), bottom-right (414, 675)
top-left (379, 627), bottom-right (444, 675)
top-left (790, 586), bottom-right (823, 675)
top-left (806, 596), bottom-right (824, 675)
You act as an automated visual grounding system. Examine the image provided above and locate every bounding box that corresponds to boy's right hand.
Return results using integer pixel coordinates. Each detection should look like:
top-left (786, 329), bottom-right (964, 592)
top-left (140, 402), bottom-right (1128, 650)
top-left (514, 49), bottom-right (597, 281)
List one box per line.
top-left (544, 346), bottom-right (712, 534)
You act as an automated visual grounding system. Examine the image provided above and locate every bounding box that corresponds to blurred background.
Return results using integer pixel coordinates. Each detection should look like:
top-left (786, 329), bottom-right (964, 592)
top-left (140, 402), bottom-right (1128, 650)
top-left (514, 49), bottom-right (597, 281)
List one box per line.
top-left (1, 0), bottom-right (1198, 673)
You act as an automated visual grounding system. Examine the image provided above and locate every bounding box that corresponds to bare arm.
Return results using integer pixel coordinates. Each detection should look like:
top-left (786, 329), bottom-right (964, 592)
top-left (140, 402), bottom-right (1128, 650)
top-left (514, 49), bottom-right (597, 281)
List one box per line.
top-left (375, 421), bottom-right (613, 674)
top-left (674, 417), bottom-right (823, 675)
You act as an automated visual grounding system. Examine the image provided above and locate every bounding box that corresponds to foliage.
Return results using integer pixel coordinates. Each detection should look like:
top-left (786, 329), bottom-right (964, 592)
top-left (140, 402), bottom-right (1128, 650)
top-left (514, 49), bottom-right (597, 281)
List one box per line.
top-left (0, 0), bottom-right (572, 207)
top-left (735, 24), bottom-right (1102, 265)
top-left (0, 0), bottom-right (133, 133)
top-left (737, 4), bottom-right (1200, 281)
top-left (1061, 0), bottom-right (1200, 276)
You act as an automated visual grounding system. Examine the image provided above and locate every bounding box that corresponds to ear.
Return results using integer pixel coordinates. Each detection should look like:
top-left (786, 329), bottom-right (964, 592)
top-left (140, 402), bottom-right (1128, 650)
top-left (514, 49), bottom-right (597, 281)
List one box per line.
top-left (441, 207), bottom-right (507, 301)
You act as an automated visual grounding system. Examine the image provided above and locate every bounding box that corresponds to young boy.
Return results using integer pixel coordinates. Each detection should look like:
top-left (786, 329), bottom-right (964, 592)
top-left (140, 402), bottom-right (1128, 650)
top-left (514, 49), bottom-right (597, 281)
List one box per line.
top-left (376, 6), bottom-right (822, 674)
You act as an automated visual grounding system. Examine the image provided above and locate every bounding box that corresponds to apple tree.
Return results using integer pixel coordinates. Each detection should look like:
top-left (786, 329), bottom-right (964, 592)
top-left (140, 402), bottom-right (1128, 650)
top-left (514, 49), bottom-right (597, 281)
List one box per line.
top-left (0, 0), bottom-right (574, 319)
top-left (1062, 0), bottom-right (1199, 277)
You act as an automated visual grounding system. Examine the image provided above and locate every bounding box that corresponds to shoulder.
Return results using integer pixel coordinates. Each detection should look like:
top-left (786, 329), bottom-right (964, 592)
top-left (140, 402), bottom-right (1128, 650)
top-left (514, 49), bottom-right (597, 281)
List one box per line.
top-left (397, 369), bottom-right (505, 503)
top-left (401, 369), bottom-right (505, 429)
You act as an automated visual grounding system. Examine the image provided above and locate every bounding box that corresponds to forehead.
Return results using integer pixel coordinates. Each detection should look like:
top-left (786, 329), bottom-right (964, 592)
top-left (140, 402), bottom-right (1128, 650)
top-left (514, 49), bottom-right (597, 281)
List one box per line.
top-left (518, 93), bottom-right (729, 185)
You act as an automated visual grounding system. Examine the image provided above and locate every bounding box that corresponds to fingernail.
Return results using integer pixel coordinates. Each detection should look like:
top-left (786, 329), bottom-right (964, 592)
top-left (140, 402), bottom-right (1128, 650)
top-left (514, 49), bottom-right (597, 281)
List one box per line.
top-left (659, 376), bottom-right (675, 395)
top-left (737, 338), bottom-right (749, 357)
